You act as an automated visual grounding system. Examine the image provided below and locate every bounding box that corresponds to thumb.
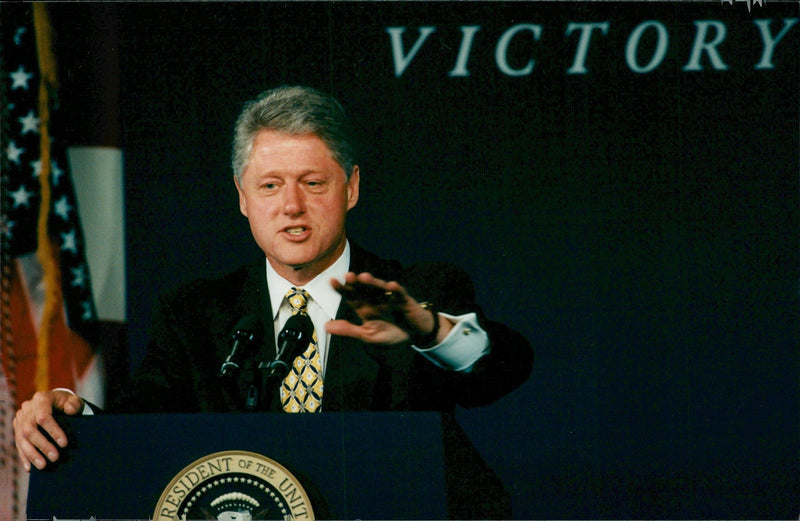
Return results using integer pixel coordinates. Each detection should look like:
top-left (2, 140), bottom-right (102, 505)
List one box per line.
top-left (52, 390), bottom-right (85, 416)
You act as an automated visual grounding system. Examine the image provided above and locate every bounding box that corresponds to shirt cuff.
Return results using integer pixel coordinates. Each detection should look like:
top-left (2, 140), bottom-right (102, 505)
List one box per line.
top-left (412, 312), bottom-right (489, 372)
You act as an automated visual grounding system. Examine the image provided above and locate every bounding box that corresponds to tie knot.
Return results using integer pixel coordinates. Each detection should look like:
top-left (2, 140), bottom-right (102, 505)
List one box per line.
top-left (286, 287), bottom-right (311, 314)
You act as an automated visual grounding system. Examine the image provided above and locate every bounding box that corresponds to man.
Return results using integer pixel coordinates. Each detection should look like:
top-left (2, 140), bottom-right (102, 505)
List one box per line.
top-left (15, 86), bottom-right (533, 473)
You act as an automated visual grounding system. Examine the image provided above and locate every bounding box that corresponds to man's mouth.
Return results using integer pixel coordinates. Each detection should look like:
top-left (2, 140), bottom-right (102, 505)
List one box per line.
top-left (284, 226), bottom-right (308, 235)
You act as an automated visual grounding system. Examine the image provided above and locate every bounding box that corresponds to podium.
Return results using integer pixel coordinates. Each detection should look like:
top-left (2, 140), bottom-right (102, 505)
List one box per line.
top-left (27, 412), bottom-right (510, 519)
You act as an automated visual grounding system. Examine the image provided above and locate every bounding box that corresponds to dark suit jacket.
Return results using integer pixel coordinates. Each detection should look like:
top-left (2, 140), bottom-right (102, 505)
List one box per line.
top-left (113, 243), bottom-right (533, 414)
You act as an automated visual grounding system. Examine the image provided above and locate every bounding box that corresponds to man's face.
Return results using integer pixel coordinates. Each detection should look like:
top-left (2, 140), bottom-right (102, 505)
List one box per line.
top-left (236, 130), bottom-right (359, 285)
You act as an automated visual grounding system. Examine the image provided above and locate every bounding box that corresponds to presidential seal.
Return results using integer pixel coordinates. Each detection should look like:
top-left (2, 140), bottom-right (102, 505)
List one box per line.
top-left (153, 450), bottom-right (315, 521)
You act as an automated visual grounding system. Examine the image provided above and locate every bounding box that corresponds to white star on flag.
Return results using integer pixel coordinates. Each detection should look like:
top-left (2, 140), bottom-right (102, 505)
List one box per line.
top-left (5, 141), bottom-right (24, 164)
top-left (54, 195), bottom-right (72, 220)
top-left (51, 160), bottom-right (64, 185)
top-left (13, 26), bottom-right (27, 45)
top-left (18, 109), bottom-right (39, 135)
top-left (71, 265), bottom-right (87, 288)
top-left (81, 301), bottom-right (93, 320)
top-left (61, 229), bottom-right (78, 254)
top-left (10, 65), bottom-right (33, 90)
top-left (30, 158), bottom-right (42, 176)
top-left (10, 185), bottom-right (34, 208)
top-left (2, 220), bottom-right (16, 240)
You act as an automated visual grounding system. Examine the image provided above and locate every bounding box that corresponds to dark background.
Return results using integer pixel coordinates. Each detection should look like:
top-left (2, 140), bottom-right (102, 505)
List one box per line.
top-left (54, 2), bottom-right (799, 518)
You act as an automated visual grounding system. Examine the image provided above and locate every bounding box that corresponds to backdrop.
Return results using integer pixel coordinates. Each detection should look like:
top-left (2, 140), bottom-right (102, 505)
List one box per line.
top-left (57, 2), bottom-right (800, 518)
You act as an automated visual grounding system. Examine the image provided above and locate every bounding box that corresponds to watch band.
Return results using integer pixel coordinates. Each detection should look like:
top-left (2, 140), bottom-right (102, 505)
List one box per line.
top-left (410, 302), bottom-right (440, 348)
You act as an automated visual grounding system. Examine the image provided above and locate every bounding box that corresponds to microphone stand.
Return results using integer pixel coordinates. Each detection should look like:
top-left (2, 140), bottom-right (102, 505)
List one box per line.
top-left (242, 360), bottom-right (262, 411)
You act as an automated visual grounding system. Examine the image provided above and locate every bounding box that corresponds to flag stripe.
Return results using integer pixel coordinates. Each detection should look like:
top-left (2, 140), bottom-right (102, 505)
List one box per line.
top-left (68, 147), bottom-right (126, 322)
top-left (6, 259), bottom-right (39, 404)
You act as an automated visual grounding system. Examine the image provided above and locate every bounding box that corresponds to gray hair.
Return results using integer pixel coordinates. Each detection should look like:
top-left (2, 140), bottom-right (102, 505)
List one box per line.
top-left (231, 85), bottom-right (357, 182)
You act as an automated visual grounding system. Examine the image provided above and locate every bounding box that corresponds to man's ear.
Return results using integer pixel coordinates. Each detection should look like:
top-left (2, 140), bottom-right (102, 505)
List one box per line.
top-left (346, 166), bottom-right (360, 211)
top-left (235, 176), bottom-right (248, 217)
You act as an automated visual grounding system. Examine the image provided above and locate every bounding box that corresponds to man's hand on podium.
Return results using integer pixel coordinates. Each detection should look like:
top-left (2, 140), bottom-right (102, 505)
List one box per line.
top-left (13, 389), bottom-right (85, 471)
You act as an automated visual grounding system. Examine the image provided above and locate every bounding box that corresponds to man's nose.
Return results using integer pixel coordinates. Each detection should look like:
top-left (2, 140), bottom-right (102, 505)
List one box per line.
top-left (282, 183), bottom-right (305, 215)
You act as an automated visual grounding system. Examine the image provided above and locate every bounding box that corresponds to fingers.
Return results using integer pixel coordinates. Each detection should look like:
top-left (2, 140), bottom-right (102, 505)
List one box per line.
top-left (53, 390), bottom-right (85, 416)
top-left (351, 272), bottom-right (406, 296)
top-left (14, 424), bottom-right (51, 472)
top-left (331, 273), bottom-right (408, 309)
top-left (325, 318), bottom-right (410, 345)
top-left (325, 318), bottom-right (366, 339)
top-left (13, 390), bottom-right (81, 471)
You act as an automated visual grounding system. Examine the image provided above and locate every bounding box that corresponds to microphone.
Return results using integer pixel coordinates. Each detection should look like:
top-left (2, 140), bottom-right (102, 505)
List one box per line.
top-left (264, 313), bottom-right (314, 381)
top-left (219, 315), bottom-right (262, 378)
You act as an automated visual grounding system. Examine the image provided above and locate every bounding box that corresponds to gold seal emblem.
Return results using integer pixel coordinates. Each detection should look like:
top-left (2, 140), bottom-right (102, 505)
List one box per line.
top-left (153, 450), bottom-right (315, 521)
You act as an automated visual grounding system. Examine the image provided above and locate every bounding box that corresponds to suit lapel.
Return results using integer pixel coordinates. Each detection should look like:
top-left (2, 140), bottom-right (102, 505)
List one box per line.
top-left (323, 293), bottom-right (380, 411)
top-left (236, 261), bottom-right (276, 363)
top-left (221, 261), bottom-right (280, 411)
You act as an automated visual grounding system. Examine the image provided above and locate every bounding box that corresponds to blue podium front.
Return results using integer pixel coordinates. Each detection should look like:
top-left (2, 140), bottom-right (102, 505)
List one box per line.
top-left (27, 411), bottom-right (507, 519)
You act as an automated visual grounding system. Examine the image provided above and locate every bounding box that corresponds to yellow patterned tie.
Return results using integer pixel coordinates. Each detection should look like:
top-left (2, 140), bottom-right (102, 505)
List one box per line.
top-left (280, 288), bottom-right (323, 412)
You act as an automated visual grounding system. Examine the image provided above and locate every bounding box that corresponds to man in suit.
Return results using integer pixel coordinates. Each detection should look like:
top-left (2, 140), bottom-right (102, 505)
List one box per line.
top-left (15, 86), bottom-right (533, 472)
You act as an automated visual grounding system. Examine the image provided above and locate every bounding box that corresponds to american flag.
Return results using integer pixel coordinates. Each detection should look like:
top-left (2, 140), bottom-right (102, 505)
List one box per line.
top-left (1, 4), bottom-right (103, 517)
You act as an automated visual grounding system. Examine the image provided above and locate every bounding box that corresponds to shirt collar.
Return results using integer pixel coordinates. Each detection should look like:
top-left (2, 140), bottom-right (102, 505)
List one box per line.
top-left (266, 241), bottom-right (350, 320)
